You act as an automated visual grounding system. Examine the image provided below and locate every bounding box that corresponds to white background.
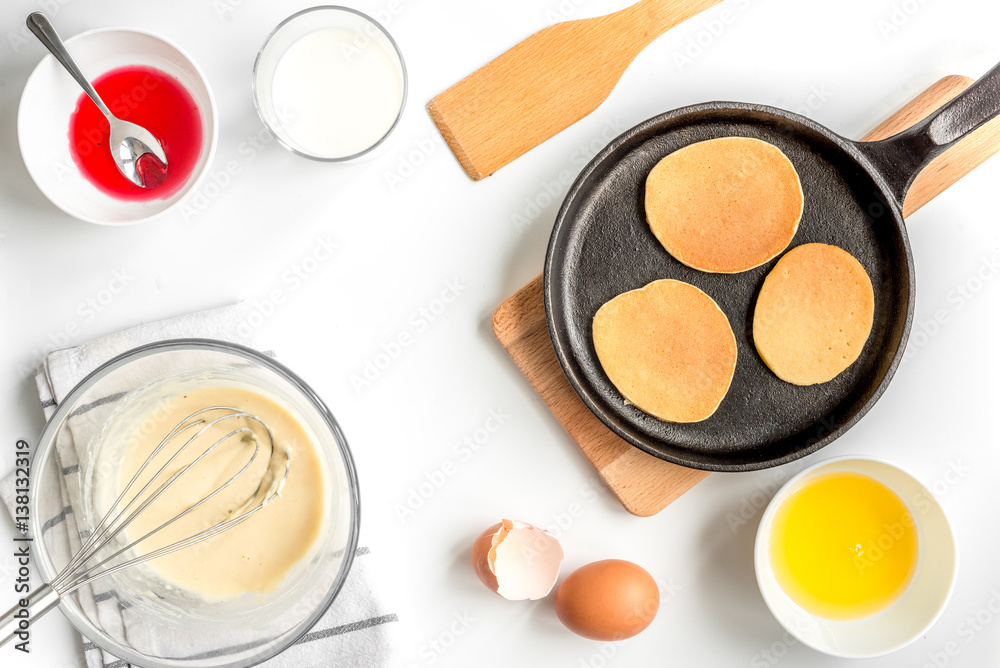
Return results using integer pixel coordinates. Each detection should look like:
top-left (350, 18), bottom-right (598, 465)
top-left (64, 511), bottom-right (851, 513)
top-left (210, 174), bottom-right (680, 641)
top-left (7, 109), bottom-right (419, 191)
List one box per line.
top-left (1, 0), bottom-right (999, 666)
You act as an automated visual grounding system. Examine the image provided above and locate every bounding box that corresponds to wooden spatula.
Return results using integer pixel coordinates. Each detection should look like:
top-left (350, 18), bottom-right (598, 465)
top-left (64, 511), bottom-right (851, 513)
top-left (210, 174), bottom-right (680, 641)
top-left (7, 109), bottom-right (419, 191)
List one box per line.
top-left (428, 0), bottom-right (723, 181)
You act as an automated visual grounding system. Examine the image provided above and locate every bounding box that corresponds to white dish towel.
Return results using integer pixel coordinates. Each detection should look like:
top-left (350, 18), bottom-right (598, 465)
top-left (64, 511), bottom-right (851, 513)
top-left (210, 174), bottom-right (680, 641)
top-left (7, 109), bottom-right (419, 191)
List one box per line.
top-left (0, 304), bottom-right (398, 668)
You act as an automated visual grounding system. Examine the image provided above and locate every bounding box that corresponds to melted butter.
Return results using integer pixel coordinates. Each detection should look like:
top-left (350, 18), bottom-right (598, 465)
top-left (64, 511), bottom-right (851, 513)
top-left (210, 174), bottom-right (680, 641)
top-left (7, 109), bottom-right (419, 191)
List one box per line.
top-left (116, 385), bottom-right (326, 598)
top-left (769, 471), bottom-right (918, 620)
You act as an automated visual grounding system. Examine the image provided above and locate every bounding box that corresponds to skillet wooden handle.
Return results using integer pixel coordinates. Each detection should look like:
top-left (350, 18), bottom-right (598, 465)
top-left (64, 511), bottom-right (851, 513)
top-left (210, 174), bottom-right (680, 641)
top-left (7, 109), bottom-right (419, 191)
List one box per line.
top-left (862, 75), bottom-right (1000, 217)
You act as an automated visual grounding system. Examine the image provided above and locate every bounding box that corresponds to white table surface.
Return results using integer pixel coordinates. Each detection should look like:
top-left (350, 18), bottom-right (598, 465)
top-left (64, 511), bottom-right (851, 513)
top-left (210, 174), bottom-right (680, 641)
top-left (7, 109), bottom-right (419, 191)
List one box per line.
top-left (2, 0), bottom-right (1000, 666)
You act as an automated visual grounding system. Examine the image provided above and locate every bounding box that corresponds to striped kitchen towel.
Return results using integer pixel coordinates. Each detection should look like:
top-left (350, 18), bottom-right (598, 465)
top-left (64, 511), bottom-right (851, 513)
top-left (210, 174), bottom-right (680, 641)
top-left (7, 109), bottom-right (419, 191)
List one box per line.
top-left (0, 304), bottom-right (398, 668)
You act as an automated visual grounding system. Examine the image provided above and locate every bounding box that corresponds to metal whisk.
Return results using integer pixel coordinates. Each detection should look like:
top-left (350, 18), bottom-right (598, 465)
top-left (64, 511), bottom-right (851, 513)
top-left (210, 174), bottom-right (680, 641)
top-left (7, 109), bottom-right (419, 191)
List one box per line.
top-left (0, 407), bottom-right (290, 648)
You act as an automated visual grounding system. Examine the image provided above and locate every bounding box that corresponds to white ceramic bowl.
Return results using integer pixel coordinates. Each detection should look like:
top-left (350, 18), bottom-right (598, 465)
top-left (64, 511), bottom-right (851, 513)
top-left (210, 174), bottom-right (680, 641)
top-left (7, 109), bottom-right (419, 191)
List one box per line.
top-left (18, 27), bottom-right (218, 225)
top-left (754, 455), bottom-right (957, 658)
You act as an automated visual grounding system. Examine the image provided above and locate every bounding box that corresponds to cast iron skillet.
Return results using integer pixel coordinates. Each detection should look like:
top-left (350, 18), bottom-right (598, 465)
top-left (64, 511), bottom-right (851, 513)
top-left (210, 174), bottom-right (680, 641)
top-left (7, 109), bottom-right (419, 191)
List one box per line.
top-left (544, 62), bottom-right (1000, 472)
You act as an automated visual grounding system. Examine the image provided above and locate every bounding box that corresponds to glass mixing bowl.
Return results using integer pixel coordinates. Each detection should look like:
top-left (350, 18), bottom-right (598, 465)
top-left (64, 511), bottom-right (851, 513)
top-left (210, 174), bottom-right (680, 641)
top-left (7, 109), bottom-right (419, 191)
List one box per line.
top-left (28, 339), bottom-right (360, 667)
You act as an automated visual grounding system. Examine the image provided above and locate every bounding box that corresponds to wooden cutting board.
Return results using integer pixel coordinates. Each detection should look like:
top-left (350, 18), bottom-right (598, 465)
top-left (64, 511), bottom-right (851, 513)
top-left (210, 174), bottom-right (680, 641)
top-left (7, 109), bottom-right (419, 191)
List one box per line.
top-left (493, 75), bottom-right (1000, 516)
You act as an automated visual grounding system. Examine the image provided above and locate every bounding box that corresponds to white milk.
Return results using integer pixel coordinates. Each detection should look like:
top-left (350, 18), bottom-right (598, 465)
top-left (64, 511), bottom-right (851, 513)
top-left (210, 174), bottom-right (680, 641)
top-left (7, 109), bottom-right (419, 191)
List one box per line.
top-left (271, 27), bottom-right (404, 159)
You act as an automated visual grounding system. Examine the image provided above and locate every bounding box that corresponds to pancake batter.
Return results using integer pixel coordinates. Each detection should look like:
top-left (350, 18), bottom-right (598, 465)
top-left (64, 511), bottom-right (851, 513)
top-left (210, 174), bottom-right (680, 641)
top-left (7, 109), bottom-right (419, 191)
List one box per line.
top-left (111, 384), bottom-right (326, 598)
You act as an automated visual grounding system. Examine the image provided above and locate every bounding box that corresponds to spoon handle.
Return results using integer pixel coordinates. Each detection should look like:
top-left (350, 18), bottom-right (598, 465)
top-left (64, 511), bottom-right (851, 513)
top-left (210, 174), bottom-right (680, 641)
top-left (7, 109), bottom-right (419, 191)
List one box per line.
top-left (26, 12), bottom-right (113, 119)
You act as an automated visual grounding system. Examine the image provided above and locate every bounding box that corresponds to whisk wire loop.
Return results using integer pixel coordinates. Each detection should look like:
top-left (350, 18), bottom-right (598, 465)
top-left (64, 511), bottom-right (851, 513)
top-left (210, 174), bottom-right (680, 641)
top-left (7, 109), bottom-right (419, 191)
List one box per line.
top-left (49, 407), bottom-right (288, 597)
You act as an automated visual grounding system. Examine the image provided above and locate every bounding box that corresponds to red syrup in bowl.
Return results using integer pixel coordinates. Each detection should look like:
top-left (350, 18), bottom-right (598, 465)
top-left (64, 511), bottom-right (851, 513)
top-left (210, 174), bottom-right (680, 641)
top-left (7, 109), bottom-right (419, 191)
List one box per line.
top-left (68, 65), bottom-right (203, 201)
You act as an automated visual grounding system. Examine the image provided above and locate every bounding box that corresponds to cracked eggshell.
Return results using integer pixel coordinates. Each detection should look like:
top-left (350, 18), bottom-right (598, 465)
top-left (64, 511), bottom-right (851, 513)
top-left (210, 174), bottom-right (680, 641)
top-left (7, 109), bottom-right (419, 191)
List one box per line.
top-left (471, 519), bottom-right (564, 601)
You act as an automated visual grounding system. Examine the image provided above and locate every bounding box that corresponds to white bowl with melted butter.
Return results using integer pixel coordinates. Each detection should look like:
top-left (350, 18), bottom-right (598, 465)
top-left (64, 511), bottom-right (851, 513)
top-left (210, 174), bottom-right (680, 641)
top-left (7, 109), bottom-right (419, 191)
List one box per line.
top-left (754, 456), bottom-right (957, 658)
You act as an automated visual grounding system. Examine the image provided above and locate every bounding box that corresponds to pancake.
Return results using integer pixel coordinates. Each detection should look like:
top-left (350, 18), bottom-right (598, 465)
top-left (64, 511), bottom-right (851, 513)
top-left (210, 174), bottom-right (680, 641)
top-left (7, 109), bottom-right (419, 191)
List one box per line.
top-left (592, 279), bottom-right (737, 423)
top-left (645, 136), bottom-right (804, 273)
top-left (753, 243), bottom-right (874, 386)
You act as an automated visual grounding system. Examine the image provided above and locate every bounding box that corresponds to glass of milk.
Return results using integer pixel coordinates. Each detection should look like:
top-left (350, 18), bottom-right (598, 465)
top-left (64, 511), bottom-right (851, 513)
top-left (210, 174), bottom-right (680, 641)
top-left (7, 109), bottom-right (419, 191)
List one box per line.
top-left (253, 6), bottom-right (407, 161)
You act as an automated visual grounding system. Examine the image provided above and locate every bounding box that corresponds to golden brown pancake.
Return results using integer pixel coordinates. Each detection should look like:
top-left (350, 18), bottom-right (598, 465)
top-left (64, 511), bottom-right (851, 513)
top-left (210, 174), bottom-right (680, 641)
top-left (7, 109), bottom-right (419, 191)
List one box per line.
top-left (592, 279), bottom-right (737, 423)
top-left (753, 243), bottom-right (874, 386)
top-left (645, 137), bottom-right (803, 273)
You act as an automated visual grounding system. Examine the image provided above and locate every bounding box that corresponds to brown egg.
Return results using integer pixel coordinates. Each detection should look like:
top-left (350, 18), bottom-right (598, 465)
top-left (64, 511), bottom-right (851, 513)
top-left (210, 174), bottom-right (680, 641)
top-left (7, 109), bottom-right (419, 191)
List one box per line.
top-left (554, 559), bottom-right (660, 640)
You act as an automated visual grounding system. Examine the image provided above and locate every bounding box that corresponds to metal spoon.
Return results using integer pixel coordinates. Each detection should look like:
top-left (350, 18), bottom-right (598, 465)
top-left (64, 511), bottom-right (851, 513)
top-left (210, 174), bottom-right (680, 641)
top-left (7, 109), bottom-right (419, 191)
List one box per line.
top-left (27, 12), bottom-right (168, 189)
